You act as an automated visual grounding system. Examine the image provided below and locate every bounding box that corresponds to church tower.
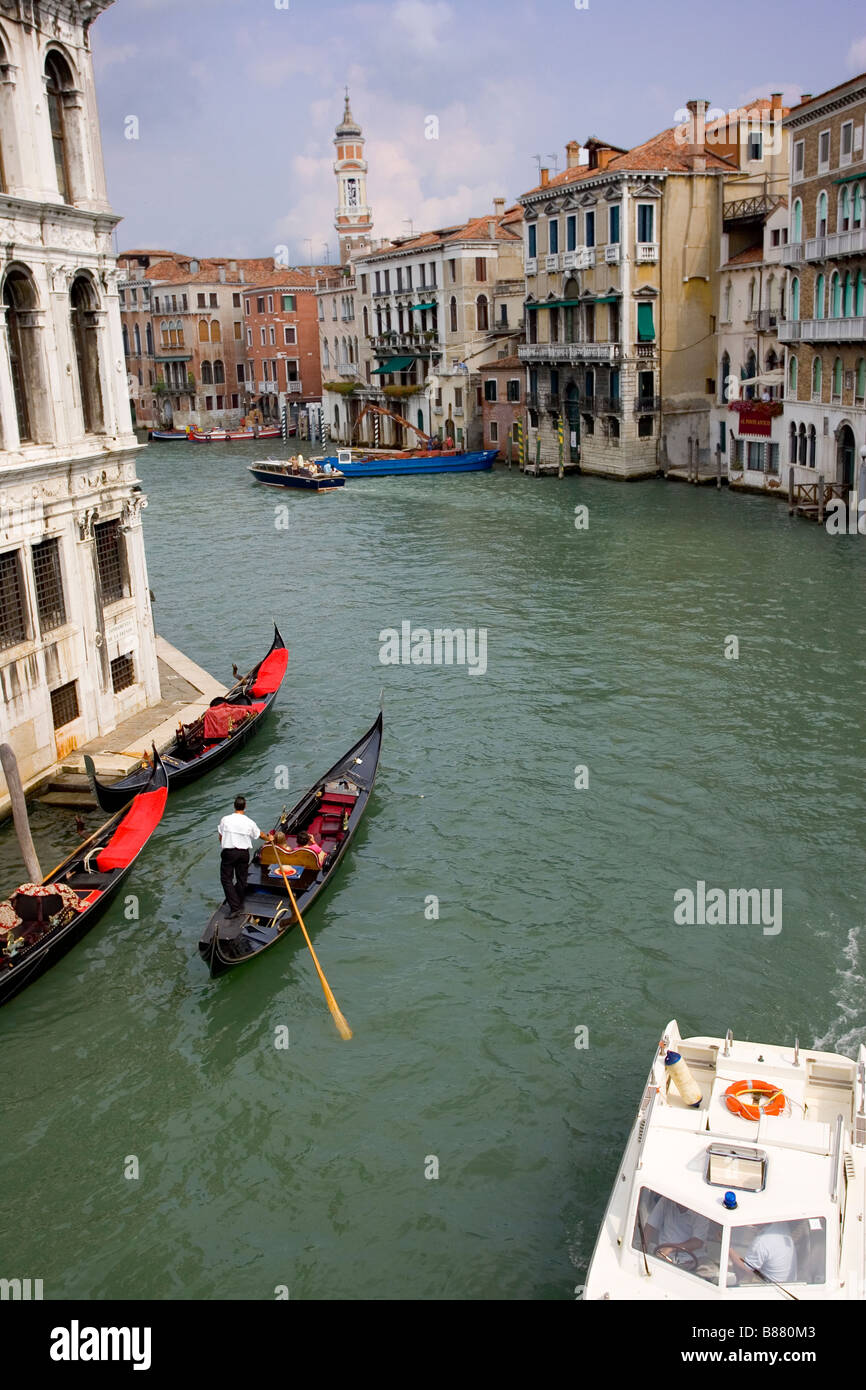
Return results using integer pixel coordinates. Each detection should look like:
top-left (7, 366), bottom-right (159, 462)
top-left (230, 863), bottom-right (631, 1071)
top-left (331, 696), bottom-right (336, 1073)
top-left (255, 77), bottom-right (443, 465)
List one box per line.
top-left (333, 91), bottom-right (373, 264)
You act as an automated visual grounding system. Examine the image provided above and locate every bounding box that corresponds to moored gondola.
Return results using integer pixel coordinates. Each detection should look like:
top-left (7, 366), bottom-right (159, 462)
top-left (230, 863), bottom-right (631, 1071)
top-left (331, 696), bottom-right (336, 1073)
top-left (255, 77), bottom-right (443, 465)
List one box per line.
top-left (198, 712), bottom-right (382, 977)
top-left (86, 626), bottom-right (288, 814)
top-left (0, 751), bottom-right (169, 1006)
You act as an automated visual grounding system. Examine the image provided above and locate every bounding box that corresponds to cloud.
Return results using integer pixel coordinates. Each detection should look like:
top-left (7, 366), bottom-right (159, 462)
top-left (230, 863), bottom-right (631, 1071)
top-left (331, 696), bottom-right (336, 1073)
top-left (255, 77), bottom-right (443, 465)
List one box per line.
top-left (847, 35), bottom-right (866, 71)
top-left (391, 0), bottom-right (453, 55)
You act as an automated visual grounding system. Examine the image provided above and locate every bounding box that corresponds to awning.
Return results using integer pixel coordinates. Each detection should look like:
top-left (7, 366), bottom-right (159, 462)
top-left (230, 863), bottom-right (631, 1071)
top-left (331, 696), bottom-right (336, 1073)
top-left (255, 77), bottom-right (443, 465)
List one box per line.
top-left (372, 355), bottom-right (415, 374)
top-left (410, 302), bottom-right (436, 311)
top-left (593, 295), bottom-right (621, 304)
top-left (833, 172), bottom-right (864, 185)
top-left (526, 299), bottom-right (582, 310)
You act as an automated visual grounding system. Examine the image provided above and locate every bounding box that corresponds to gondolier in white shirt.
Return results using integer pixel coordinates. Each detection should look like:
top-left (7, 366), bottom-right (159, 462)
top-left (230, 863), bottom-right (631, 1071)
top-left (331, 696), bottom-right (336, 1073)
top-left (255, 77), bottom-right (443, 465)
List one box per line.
top-left (218, 795), bottom-right (272, 917)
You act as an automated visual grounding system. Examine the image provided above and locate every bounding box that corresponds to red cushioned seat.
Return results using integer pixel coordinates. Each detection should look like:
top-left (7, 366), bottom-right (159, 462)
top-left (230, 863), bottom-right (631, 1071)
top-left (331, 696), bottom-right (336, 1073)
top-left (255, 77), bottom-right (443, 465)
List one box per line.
top-left (249, 647), bottom-right (288, 696)
top-left (97, 787), bottom-right (168, 871)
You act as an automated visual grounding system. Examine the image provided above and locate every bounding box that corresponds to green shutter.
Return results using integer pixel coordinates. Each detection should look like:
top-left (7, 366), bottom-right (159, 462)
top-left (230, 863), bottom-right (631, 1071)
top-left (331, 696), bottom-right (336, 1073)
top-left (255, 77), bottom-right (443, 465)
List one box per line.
top-left (637, 303), bottom-right (655, 342)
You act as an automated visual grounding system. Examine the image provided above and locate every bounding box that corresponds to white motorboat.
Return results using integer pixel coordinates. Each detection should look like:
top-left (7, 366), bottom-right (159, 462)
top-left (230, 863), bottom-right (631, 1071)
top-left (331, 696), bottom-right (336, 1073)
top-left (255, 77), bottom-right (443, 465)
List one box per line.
top-left (584, 1019), bottom-right (865, 1300)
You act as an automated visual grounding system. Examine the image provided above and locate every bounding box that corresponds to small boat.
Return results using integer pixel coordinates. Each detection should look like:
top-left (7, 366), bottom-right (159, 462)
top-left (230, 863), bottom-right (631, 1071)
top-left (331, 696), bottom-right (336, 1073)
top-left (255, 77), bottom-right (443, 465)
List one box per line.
top-left (226, 428), bottom-right (256, 441)
top-left (85, 627), bottom-right (288, 814)
top-left (248, 457), bottom-right (345, 492)
top-left (0, 752), bottom-right (168, 1006)
top-left (149, 429), bottom-right (187, 441)
top-left (255, 426), bottom-right (281, 440)
top-left (321, 446), bottom-right (496, 478)
top-left (199, 712), bottom-right (382, 977)
top-left (189, 429), bottom-right (228, 442)
top-left (584, 1018), bottom-right (866, 1301)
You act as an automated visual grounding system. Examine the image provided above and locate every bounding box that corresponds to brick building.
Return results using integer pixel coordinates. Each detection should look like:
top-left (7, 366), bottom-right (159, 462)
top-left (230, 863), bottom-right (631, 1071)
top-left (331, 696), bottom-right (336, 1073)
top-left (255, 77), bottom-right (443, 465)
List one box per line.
top-left (480, 355), bottom-right (525, 460)
top-left (241, 270), bottom-right (327, 422)
top-left (779, 73), bottom-right (866, 490)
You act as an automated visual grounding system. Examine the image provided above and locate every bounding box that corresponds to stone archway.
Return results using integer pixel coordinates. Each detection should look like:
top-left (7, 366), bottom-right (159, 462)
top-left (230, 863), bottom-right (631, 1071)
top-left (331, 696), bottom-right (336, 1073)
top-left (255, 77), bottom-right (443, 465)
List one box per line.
top-left (836, 422), bottom-right (856, 488)
top-left (565, 381), bottom-right (581, 463)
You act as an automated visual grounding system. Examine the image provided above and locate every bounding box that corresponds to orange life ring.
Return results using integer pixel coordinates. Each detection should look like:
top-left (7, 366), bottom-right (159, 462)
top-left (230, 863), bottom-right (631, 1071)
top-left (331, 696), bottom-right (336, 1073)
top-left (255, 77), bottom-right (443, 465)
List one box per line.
top-left (724, 1079), bottom-right (786, 1121)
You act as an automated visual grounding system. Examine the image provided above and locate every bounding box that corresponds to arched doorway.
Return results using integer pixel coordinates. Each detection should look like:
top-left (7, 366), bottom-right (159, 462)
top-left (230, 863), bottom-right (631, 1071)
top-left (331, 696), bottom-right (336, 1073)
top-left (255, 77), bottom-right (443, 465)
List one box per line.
top-left (565, 382), bottom-right (580, 463)
top-left (837, 423), bottom-right (856, 488)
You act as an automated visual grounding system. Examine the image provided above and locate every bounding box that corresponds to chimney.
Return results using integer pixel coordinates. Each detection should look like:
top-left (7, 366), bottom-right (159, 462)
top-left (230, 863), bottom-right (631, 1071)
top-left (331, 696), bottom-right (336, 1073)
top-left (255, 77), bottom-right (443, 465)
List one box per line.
top-left (239, 268), bottom-right (245, 283)
top-left (540, 167), bottom-right (549, 187)
top-left (488, 219), bottom-right (496, 237)
top-left (218, 264), bottom-right (226, 283)
top-left (800, 93), bottom-right (812, 103)
top-left (493, 197), bottom-right (505, 216)
top-left (596, 148), bottom-right (615, 171)
top-left (770, 92), bottom-right (782, 106)
top-left (685, 98), bottom-right (709, 170)
top-left (565, 140), bottom-right (582, 168)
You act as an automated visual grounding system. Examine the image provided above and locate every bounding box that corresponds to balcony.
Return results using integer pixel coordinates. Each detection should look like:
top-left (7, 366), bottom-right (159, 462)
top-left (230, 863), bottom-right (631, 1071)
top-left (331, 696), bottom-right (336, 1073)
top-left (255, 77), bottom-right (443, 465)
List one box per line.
top-left (780, 242), bottom-right (803, 266)
top-left (525, 257), bottom-right (538, 275)
top-left (519, 342), bottom-right (618, 363)
top-left (784, 227), bottom-right (866, 264)
top-left (372, 331), bottom-right (440, 355)
top-left (634, 343), bottom-right (657, 359)
top-left (779, 315), bottom-right (866, 343)
top-left (824, 226), bottom-right (866, 259)
top-left (604, 245), bottom-right (621, 264)
top-left (593, 396), bottom-right (622, 415)
top-left (754, 309), bottom-right (778, 332)
top-left (372, 288), bottom-right (391, 298)
top-left (257, 382), bottom-right (278, 394)
top-left (633, 395), bottom-right (661, 414)
top-left (286, 380), bottom-right (302, 393)
top-left (636, 242), bottom-right (658, 263)
top-left (544, 253), bottom-right (560, 271)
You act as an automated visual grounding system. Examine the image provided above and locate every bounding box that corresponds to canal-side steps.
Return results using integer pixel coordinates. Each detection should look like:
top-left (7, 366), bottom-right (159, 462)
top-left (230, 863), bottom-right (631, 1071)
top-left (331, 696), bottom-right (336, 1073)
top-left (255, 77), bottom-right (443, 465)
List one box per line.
top-left (35, 636), bottom-right (226, 810)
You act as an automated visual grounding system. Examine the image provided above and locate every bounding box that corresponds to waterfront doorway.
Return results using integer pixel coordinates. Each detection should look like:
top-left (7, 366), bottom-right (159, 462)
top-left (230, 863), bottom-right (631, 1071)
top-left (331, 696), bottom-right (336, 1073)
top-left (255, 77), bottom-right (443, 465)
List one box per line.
top-left (837, 423), bottom-right (855, 488)
top-left (565, 383), bottom-right (581, 463)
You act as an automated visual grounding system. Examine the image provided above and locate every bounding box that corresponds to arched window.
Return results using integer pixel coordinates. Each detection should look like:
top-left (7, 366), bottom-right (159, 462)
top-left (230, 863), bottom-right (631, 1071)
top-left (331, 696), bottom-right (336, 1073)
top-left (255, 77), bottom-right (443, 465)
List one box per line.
top-left (816, 192), bottom-right (828, 238)
top-left (748, 278), bottom-right (756, 316)
top-left (122, 322), bottom-right (130, 355)
top-left (362, 305), bottom-right (369, 335)
top-left (723, 281), bottom-right (732, 320)
top-left (839, 186), bottom-right (851, 233)
top-left (854, 183), bottom-right (864, 229)
top-left (213, 359), bottom-right (224, 384)
top-left (857, 271), bottom-right (866, 317)
top-left (844, 272), bottom-right (854, 317)
top-left (744, 349), bottom-right (757, 400)
top-left (198, 320), bottom-right (209, 342)
top-left (322, 339), bottom-right (330, 369)
top-left (449, 296), bottom-right (458, 333)
top-left (476, 294), bottom-right (488, 331)
top-left (830, 271), bottom-right (842, 317)
top-left (146, 322), bottom-right (153, 355)
top-left (808, 424), bottom-right (816, 468)
top-left (133, 323), bottom-right (141, 355)
top-left (856, 358), bottom-right (866, 402)
top-left (210, 320), bottom-right (221, 342)
top-left (798, 422), bottom-right (807, 466)
top-left (720, 352), bottom-right (730, 401)
top-left (201, 360), bottom-right (213, 384)
top-left (811, 355), bottom-right (822, 398)
top-left (832, 356), bottom-right (842, 398)
top-left (788, 353), bottom-right (797, 396)
top-left (790, 277), bottom-right (800, 321)
top-left (70, 274), bottom-right (104, 434)
top-left (814, 274), bottom-right (824, 318)
top-left (45, 52), bottom-right (73, 201)
top-left (791, 199), bottom-right (802, 242)
top-left (4, 268), bottom-right (39, 442)
top-left (788, 421), bottom-right (797, 464)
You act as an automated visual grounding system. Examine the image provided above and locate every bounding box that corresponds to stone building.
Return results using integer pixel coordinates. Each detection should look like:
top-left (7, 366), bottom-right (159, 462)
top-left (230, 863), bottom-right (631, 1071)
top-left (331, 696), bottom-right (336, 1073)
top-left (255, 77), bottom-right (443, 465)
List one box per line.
top-left (480, 356), bottom-right (525, 461)
top-left (779, 73), bottom-right (866, 491)
top-left (517, 103), bottom-right (787, 478)
top-left (241, 270), bottom-right (327, 423)
top-left (333, 92), bottom-right (374, 266)
top-left (0, 0), bottom-right (160, 800)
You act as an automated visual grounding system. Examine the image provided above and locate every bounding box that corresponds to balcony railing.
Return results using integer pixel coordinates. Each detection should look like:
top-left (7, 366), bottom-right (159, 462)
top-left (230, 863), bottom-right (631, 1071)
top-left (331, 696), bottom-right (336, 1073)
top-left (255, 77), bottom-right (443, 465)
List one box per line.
top-left (372, 331), bottom-right (440, 353)
top-left (604, 244), bottom-right (621, 264)
top-left (778, 315), bottom-right (866, 343)
top-left (286, 380), bottom-right (302, 393)
top-left (519, 342), bottom-right (618, 363)
top-left (544, 253), bottom-right (560, 271)
top-left (257, 382), bottom-right (278, 394)
top-left (633, 395), bottom-right (661, 414)
top-left (754, 309), bottom-right (778, 332)
top-left (780, 242), bottom-right (803, 266)
top-left (636, 242), bottom-right (658, 263)
top-left (593, 395), bottom-right (622, 415)
top-left (824, 226), bottom-right (866, 258)
top-left (525, 257), bottom-right (538, 275)
top-left (634, 343), bottom-right (657, 358)
top-left (785, 227), bottom-right (866, 264)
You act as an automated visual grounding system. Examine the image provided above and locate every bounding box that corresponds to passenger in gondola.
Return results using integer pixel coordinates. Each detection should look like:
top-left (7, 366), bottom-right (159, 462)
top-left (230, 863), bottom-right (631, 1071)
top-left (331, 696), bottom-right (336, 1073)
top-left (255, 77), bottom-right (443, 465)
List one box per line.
top-left (296, 829), bottom-right (326, 867)
top-left (218, 795), bottom-right (273, 917)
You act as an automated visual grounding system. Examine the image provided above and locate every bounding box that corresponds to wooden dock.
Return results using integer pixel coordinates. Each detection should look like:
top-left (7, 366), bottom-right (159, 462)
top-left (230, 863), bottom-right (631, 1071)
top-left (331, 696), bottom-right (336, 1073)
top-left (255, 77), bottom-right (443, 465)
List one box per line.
top-left (787, 470), bottom-right (848, 524)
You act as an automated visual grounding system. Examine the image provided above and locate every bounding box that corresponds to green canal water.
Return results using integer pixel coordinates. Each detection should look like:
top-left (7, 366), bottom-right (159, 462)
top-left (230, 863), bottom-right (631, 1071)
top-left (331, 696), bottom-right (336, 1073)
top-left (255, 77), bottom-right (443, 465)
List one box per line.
top-left (2, 441), bottom-right (866, 1300)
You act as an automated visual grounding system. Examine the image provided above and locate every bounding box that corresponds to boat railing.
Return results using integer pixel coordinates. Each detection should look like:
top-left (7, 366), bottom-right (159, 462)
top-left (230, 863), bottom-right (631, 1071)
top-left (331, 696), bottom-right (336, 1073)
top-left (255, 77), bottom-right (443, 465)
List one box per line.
top-left (636, 1085), bottom-right (658, 1170)
top-left (829, 1113), bottom-right (844, 1202)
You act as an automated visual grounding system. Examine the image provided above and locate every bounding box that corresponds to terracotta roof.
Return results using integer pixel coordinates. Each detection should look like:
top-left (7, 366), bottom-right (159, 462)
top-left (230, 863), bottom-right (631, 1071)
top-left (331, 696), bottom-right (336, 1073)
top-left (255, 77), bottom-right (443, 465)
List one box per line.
top-left (483, 354), bottom-right (524, 370)
top-left (123, 253), bottom-right (330, 288)
top-left (784, 70), bottom-right (866, 116)
top-left (724, 245), bottom-right (764, 266)
top-left (358, 208), bottom-right (523, 262)
top-left (518, 99), bottom-right (792, 199)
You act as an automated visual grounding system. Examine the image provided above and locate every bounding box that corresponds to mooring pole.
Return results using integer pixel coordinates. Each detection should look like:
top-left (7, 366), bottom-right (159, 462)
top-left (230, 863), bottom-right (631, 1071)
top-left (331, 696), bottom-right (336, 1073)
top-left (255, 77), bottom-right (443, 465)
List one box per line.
top-left (0, 743), bottom-right (43, 883)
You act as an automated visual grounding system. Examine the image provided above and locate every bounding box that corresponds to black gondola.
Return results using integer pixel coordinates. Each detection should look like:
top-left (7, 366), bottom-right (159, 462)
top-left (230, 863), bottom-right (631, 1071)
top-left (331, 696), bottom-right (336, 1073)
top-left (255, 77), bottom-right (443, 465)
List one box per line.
top-left (0, 751), bottom-right (169, 1007)
top-left (85, 626), bottom-right (288, 814)
top-left (199, 712), bottom-right (382, 977)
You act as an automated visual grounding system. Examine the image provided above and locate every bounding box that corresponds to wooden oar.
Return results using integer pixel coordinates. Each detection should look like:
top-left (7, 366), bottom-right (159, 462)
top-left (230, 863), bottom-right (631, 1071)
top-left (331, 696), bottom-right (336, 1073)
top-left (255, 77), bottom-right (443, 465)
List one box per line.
top-left (274, 852), bottom-right (352, 1040)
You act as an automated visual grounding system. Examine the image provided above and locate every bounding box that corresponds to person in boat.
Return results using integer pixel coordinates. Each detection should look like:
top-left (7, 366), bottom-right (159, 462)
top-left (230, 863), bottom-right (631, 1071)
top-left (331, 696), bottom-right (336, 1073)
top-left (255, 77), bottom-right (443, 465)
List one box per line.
top-left (643, 1196), bottom-right (709, 1260)
top-left (218, 795), bottom-right (273, 917)
top-left (729, 1223), bottom-right (796, 1285)
top-left (296, 829), bottom-right (326, 867)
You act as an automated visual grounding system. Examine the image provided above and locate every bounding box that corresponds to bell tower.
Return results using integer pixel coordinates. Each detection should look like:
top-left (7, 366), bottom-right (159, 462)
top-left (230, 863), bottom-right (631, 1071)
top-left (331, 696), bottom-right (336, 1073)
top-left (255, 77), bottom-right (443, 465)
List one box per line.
top-left (333, 90), bottom-right (373, 264)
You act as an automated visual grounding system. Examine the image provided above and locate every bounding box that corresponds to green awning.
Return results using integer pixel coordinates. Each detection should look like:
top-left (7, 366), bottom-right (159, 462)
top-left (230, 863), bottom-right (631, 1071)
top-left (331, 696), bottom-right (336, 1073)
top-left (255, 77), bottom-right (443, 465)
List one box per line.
top-left (527, 299), bottom-right (582, 310)
top-left (410, 302), bottom-right (436, 311)
top-left (833, 172), bottom-right (863, 185)
top-left (594, 295), bottom-right (621, 304)
top-left (637, 302), bottom-right (655, 342)
top-left (372, 355), bottom-right (415, 374)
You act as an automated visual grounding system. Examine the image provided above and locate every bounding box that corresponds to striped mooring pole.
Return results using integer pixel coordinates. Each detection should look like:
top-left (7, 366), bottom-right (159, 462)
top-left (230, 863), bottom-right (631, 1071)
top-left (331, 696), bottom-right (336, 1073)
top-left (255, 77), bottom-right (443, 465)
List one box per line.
top-left (558, 417), bottom-right (564, 479)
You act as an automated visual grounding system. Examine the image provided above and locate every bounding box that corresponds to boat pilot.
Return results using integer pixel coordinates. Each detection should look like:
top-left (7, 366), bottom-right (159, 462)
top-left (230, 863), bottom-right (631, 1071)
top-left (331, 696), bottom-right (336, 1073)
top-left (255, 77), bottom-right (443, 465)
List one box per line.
top-left (218, 795), bottom-right (272, 917)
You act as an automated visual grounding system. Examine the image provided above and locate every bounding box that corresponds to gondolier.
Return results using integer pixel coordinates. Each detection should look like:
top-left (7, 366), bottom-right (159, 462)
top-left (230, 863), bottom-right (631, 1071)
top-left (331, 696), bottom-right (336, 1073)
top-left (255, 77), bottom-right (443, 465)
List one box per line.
top-left (218, 795), bottom-right (271, 917)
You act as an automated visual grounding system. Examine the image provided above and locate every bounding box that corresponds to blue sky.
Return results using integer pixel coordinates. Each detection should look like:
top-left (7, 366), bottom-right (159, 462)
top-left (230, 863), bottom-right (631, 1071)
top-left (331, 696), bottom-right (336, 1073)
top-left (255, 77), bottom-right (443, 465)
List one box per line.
top-left (92, 0), bottom-right (866, 261)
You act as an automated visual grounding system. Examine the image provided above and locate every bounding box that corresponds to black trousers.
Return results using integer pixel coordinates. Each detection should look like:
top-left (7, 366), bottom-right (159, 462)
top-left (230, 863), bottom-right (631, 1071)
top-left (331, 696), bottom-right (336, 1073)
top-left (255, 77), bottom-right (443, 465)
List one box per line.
top-left (220, 848), bottom-right (249, 914)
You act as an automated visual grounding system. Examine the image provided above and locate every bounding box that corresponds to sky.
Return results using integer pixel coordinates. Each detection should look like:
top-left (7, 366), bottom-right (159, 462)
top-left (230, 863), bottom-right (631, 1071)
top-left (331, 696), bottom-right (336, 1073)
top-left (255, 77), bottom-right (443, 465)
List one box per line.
top-left (92, 0), bottom-right (866, 263)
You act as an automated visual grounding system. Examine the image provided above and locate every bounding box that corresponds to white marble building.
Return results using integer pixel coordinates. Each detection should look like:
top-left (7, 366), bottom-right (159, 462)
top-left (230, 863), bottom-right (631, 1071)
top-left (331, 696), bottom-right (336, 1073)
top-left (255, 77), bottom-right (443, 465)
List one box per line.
top-left (0, 0), bottom-right (160, 796)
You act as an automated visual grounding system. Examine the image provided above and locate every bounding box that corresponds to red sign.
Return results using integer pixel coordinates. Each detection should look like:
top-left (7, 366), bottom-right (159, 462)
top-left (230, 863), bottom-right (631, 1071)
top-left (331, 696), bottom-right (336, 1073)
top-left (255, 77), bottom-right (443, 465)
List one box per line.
top-left (736, 409), bottom-right (772, 438)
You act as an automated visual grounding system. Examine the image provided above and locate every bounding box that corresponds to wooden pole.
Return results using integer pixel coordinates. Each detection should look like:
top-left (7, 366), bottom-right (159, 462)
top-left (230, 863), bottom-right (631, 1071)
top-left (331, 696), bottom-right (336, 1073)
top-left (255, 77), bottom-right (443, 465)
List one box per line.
top-left (715, 444), bottom-right (722, 490)
top-left (558, 416), bottom-right (564, 479)
top-left (535, 434), bottom-right (541, 474)
top-left (818, 475), bottom-right (825, 525)
top-left (507, 433), bottom-right (512, 469)
top-left (788, 465), bottom-right (795, 514)
top-left (0, 743), bottom-right (43, 883)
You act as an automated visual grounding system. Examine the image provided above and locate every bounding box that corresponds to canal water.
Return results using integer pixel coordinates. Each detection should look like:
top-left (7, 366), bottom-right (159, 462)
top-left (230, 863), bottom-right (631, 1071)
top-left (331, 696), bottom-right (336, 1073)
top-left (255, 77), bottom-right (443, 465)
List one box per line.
top-left (2, 440), bottom-right (865, 1300)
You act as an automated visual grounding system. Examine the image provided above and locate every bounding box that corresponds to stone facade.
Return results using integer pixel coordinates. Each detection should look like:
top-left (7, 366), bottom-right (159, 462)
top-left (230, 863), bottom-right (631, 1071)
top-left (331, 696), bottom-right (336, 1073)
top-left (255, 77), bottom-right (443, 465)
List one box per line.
top-left (0, 0), bottom-right (161, 794)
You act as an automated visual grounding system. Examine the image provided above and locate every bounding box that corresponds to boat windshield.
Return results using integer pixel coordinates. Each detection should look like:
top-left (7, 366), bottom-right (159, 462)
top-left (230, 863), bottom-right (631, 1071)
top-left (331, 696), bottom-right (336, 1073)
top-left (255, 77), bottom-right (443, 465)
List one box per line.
top-left (726, 1219), bottom-right (826, 1288)
top-left (632, 1187), bottom-right (724, 1286)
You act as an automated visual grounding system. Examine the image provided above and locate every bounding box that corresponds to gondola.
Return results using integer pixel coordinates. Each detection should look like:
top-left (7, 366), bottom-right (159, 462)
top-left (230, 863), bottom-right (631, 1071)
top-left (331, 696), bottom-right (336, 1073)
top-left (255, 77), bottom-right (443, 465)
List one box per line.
top-left (0, 751), bottom-right (168, 1006)
top-left (199, 711), bottom-right (382, 977)
top-left (85, 626), bottom-right (288, 814)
